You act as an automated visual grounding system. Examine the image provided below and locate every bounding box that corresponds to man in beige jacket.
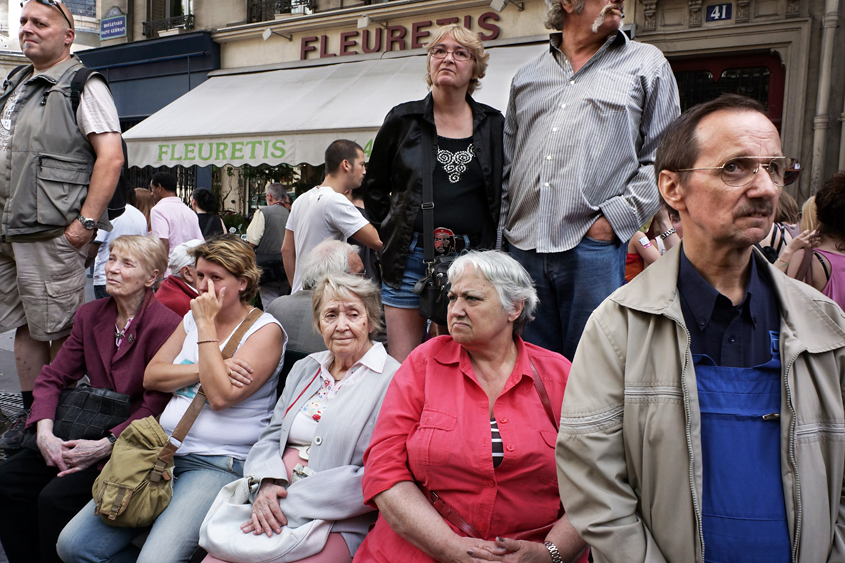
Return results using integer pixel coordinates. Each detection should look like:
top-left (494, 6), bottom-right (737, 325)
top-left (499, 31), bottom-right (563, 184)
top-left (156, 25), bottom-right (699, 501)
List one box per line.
top-left (556, 94), bottom-right (845, 563)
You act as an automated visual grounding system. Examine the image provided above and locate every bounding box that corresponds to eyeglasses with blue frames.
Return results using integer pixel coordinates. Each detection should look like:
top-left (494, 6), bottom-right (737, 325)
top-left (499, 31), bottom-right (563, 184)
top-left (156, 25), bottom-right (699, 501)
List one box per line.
top-left (21, 0), bottom-right (73, 30)
top-left (677, 156), bottom-right (802, 188)
top-left (429, 47), bottom-right (473, 62)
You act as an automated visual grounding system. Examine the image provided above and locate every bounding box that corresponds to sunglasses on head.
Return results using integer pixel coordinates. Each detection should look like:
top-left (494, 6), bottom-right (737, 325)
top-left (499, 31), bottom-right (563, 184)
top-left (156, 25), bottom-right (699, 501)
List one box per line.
top-left (21, 0), bottom-right (73, 30)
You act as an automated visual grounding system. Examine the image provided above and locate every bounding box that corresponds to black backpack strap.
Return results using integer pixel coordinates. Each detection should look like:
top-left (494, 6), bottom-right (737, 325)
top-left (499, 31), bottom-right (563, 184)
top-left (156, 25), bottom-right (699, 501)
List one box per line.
top-left (3, 65), bottom-right (29, 91)
top-left (69, 67), bottom-right (96, 123)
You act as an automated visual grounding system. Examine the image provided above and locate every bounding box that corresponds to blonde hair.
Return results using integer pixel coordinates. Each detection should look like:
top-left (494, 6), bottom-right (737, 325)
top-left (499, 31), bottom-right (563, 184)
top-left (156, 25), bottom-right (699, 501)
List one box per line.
top-left (191, 235), bottom-right (261, 304)
top-left (425, 25), bottom-right (489, 95)
top-left (311, 274), bottom-right (383, 334)
top-left (109, 235), bottom-right (167, 281)
top-left (800, 196), bottom-right (818, 232)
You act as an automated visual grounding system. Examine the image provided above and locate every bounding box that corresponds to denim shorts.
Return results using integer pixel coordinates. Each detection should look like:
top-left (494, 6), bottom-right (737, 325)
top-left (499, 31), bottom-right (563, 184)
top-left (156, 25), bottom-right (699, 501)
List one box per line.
top-left (382, 232), bottom-right (472, 309)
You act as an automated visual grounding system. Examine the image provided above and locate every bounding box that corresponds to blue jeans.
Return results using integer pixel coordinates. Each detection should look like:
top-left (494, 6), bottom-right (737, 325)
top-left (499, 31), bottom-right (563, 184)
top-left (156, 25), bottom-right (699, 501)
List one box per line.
top-left (510, 236), bottom-right (626, 361)
top-left (57, 454), bottom-right (244, 563)
top-left (382, 232), bottom-right (475, 309)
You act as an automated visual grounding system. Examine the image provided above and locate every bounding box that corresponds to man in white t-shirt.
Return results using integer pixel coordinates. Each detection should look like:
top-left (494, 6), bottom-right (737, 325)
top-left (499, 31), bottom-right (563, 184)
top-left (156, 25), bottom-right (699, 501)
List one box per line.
top-left (0, 0), bottom-right (124, 448)
top-left (282, 140), bottom-right (382, 293)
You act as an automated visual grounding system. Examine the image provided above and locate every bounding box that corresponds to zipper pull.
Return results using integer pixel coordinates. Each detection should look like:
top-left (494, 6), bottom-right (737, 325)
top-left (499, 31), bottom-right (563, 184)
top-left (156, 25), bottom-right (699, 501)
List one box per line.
top-left (762, 413), bottom-right (780, 421)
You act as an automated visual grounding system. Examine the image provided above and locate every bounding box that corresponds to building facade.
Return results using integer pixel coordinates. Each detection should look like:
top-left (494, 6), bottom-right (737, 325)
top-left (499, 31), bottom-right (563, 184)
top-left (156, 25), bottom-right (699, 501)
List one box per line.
top-left (88, 0), bottom-right (845, 206)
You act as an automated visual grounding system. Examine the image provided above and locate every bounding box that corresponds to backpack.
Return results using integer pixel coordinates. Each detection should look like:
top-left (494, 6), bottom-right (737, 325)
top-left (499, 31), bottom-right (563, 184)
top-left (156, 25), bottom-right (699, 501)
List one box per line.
top-left (6, 64), bottom-right (130, 220)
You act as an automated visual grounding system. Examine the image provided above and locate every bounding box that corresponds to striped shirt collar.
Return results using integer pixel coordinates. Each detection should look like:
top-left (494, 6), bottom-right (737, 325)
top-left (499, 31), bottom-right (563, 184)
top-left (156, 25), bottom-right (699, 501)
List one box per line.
top-left (548, 29), bottom-right (627, 53)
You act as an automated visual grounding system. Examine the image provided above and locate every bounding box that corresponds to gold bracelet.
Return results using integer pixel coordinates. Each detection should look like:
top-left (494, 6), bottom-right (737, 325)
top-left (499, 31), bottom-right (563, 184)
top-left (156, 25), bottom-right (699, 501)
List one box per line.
top-left (197, 339), bottom-right (219, 345)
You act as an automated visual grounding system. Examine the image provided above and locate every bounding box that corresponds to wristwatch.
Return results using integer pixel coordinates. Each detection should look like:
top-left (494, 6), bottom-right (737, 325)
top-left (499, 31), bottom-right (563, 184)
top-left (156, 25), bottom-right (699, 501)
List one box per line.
top-left (107, 433), bottom-right (117, 445)
top-left (77, 214), bottom-right (96, 230)
top-left (544, 541), bottom-right (563, 563)
top-left (659, 227), bottom-right (677, 240)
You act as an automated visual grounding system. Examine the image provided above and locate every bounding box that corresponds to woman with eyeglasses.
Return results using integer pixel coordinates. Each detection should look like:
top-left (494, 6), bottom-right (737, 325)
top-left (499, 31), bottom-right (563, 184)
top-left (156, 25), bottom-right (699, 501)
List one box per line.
top-left (363, 24), bottom-right (504, 363)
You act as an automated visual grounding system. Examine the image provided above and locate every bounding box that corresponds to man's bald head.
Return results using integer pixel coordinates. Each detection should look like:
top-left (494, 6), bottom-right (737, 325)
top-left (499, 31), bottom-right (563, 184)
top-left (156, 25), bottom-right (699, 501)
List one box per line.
top-left (56, 2), bottom-right (74, 31)
top-left (19, 0), bottom-right (75, 70)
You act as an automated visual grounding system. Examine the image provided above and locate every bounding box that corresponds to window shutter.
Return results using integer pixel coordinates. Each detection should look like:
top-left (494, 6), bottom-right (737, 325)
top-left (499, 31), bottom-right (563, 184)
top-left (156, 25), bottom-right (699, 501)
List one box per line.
top-left (149, 0), bottom-right (166, 21)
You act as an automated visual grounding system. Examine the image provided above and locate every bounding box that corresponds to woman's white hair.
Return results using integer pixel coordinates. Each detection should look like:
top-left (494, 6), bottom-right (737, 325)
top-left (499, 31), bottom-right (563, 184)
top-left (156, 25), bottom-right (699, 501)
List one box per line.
top-left (447, 250), bottom-right (538, 336)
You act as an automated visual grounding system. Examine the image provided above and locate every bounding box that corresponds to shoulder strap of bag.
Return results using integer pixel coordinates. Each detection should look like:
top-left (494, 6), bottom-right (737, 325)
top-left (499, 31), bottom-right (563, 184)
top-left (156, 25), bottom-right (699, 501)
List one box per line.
top-left (530, 360), bottom-right (558, 432)
top-left (199, 215), bottom-right (215, 239)
top-left (417, 357), bottom-right (561, 539)
top-left (154, 308), bottom-right (263, 469)
top-left (421, 121), bottom-right (436, 267)
top-left (773, 223), bottom-right (786, 253)
top-left (795, 247), bottom-right (814, 286)
top-left (418, 483), bottom-right (483, 538)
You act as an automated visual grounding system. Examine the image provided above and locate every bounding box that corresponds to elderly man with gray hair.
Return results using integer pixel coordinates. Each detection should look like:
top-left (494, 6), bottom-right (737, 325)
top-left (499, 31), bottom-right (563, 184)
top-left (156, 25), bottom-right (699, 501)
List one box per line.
top-left (247, 183), bottom-right (291, 307)
top-left (267, 239), bottom-right (364, 355)
top-left (498, 0), bottom-right (679, 360)
top-left (155, 238), bottom-right (202, 317)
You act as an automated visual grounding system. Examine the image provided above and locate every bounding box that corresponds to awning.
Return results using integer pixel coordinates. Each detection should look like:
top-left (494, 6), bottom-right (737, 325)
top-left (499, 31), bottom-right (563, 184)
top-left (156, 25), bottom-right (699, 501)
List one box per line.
top-left (123, 42), bottom-right (547, 168)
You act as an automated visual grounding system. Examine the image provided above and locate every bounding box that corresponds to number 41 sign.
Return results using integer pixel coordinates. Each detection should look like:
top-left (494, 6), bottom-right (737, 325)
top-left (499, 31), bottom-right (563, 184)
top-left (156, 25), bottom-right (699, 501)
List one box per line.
top-left (706, 3), bottom-right (733, 21)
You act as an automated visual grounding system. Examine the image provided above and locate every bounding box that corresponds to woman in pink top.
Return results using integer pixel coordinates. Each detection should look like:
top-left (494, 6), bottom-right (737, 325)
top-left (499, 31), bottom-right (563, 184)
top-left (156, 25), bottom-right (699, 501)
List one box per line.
top-left (787, 172), bottom-right (845, 308)
top-left (355, 251), bottom-right (588, 563)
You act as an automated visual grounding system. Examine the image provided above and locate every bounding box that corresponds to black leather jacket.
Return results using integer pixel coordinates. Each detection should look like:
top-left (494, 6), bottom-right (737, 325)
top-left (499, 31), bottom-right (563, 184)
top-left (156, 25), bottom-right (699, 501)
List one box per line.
top-left (364, 93), bottom-right (504, 288)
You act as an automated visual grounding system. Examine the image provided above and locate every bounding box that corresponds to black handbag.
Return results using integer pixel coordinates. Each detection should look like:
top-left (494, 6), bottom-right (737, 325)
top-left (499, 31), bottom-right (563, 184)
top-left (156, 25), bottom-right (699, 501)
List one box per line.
top-left (412, 121), bottom-right (457, 326)
top-left (52, 385), bottom-right (131, 441)
top-left (414, 256), bottom-right (454, 326)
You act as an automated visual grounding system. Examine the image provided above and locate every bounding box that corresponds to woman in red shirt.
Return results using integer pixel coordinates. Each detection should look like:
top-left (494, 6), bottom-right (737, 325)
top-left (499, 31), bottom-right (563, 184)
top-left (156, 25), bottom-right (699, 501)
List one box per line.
top-left (355, 251), bottom-right (588, 563)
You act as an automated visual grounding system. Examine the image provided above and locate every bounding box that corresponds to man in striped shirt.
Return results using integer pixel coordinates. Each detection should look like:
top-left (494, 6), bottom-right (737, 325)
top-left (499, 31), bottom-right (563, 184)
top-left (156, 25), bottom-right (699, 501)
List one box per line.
top-left (499, 0), bottom-right (680, 359)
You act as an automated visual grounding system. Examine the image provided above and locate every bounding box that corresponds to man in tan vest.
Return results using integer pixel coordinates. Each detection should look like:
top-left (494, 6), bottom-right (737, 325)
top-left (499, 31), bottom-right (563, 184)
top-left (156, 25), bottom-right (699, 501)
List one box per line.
top-left (0, 0), bottom-right (124, 451)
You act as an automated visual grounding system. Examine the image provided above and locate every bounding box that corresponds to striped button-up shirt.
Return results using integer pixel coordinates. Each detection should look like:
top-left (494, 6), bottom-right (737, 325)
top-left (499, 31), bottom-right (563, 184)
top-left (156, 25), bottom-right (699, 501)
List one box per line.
top-left (499, 31), bottom-right (680, 253)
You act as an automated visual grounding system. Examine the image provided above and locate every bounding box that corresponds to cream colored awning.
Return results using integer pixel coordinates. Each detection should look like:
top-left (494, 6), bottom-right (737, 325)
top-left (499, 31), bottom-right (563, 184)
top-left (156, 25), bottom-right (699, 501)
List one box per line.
top-left (123, 42), bottom-right (547, 168)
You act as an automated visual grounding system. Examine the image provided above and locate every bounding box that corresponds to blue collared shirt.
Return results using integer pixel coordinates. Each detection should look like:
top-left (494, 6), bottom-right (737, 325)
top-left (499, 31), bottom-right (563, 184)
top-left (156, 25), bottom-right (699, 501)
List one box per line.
top-left (677, 248), bottom-right (780, 368)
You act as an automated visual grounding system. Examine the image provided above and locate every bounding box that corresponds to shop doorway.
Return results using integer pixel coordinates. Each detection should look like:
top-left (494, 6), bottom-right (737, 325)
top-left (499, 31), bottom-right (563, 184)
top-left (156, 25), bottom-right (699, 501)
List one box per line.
top-left (669, 52), bottom-right (785, 130)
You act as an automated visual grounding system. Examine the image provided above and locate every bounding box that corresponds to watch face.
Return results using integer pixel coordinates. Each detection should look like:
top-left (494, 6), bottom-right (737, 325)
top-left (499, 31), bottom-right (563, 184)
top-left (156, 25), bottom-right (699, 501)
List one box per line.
top-left (79, 216), bottom-right (95, 229)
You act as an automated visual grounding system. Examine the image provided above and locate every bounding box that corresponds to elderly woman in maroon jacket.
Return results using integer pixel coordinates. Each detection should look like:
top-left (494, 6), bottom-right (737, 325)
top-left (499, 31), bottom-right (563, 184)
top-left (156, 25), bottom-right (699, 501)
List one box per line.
top-left (0, 235), bottom-right (181, 563)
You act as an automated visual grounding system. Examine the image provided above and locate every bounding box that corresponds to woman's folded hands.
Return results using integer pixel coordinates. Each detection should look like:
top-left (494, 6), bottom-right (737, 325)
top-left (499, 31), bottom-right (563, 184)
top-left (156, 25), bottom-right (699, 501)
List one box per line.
top-left (466, 537), bottom-right (551, 563)
top-left (241, 480), bottom-right (289, 537)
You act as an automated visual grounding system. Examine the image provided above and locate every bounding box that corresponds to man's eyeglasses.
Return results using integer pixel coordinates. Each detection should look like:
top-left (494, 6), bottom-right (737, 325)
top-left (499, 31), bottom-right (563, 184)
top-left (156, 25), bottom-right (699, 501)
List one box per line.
top-left (430, 47), bottom-right (473, 62)
top-left (21, 0), bottom-right (73, 30)
top-left (677, 156), bottom-right (802, 188)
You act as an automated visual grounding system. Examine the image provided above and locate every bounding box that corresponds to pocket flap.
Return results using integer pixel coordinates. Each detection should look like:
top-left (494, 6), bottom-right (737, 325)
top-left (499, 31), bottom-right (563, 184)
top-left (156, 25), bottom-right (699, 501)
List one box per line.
top-left (419, 409), bottom-right (457, 431)
top-left (38, 157), bottom-right (91, 185)
top-left (540, 430), bottom-right (557, 448)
